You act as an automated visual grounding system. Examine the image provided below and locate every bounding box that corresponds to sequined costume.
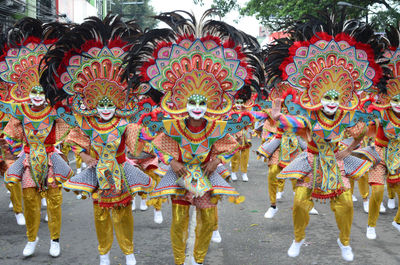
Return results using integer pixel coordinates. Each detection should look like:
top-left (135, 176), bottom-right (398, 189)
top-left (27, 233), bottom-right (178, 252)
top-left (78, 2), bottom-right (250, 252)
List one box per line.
top-left (354, 28), bottom-right (400, 236)
top-left (124, 10), bottom-right (263, 265)
top-left (0, 18), bottom-right (73, 258)
top-left (264, 13), bottom-right (387, 261)
top-left (40, 15), bottom-right (155, 264)
top-left (255, 83), bottom-right (306, 214)
top-left (230, 88), bottom-right (255, 181)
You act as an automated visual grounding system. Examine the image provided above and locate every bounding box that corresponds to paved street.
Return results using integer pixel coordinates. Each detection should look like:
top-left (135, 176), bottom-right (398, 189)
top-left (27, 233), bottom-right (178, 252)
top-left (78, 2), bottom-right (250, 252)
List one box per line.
top-left (0, 137), bottom-right (399, 265)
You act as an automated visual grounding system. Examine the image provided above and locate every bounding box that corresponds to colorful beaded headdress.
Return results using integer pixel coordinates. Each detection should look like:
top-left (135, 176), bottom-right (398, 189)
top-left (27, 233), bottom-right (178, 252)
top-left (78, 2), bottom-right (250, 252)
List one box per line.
top-left (372, 26), bottom-right (400, 109)
top-left (265, 13), bottom-right (386, 111)
top-left (0, 18), bottom-right (68, 103)
top-left (124, 10), bottom-right (264, 118)
top-left (41, 15), bottom-right (147, 116)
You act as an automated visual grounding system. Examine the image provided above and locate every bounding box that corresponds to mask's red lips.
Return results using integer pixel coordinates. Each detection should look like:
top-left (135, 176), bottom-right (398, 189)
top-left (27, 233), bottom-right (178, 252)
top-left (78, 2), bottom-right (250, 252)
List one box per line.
top-left (327, 105), bottom-right (337, 110)
top-left (192, 111), bottom-right (202, 115)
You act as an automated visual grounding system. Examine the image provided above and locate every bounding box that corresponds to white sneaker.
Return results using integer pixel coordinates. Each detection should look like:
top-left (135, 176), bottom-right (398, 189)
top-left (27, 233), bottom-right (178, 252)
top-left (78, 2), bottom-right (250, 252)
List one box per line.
top-left (264, 207), bottom-right (278, 219)
top-left (23, 237), bottom-right (39, 257)
top-left (392, 221), bottom-right (400, 233)
top-left (76, 168), bottom-right (82, 174)
top-left (140, 199), bottom-right (148, 211)
top-left (191, 256), bottom-right (203, 265)
top-left (211, 230), bottom-right (222, 243)
top-left (231, 172), bottom-right (237, 181)
top-left (45, 213), bottom-right (48, 222)
top-left (287, 239), bottom-right (304, 257)
top-left (6, 190), bottom-right (10, 194)
top-left (15, 213), bottom-right (26, 226)
top-left (380, 202), bottom-right (386, 213)
top-left (352, 195), bottom-right (358, 202)
top-left (99, 252), bottom-right (110, 265)
top-left (125, 253), bottom-right (136, 265)
top-left (49, 240), bottom-right (61, 257)
top-left (337, 238), bottom-right (354, 262)
top-left (276, 191), bottom-right (283, 200)
top-left (242, 173), bottom-right (248, 182)
top-left (81, 162), bottom-right (87, 169)
top-left (309, 207), bottom-right (319, 215)
top-left (8, 201), bottom-right (13, 209)
top-left (366, 226), bottom-right (376, 240)
top-left (154, 209), bottom-right (163, 224)
top-left (388, 198), bottom-right (396, 209)
top-left (41, 198), bottom-right (47, 207)
top-left (131, 198), bottom-right (136, 211)
top-left (363, 200), bottom-right (369, 213)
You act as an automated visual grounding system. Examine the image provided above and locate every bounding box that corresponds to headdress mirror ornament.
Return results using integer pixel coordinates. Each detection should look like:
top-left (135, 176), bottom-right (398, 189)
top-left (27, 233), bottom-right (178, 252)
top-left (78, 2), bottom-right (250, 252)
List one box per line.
top-left (40, 15), bottom-right (146, 117)
top-left (373, 26), bottom-right (400, 109)
top-left (125, 10), bottom-right (264, 119)
top-left (265, 13), bottom-right (386, 112)
top-left (0, 18), bottom-right (65, 103)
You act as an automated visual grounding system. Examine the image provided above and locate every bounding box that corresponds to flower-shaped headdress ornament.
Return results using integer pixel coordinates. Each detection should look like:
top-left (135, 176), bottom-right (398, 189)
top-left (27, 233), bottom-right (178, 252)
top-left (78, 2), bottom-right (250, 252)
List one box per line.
top-left (0, 18), bottom-right (69, 102)
top-left (41, 15), bottom-right (147, 116)
top-left (372, 26), bottom-right (400, 109)
top-left (265, 13), bottom-right (387, 111)
top-left (124, 10), bottom-right (264, 118)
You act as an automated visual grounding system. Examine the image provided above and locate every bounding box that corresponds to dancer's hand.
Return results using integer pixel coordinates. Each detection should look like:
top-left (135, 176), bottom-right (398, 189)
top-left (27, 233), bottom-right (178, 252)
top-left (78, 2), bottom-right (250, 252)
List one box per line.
top-left (271, 99), bottom-right (283, 121)
top-left (80, 152), bottom-right (98, 168)
top-left (202, 158), bottom-right (221, 177)
top-left (170, 159), bottom-right (188, 178)
top-left (0, 138), bottom-right (8, 149)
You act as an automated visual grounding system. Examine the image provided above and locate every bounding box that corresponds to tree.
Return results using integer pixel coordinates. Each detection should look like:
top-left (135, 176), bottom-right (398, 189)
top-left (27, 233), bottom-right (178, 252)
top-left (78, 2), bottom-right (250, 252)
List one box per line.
top-left (110, 0), bottom-right (157, 30)
top-left (194, 0), bottom-right (400, 31)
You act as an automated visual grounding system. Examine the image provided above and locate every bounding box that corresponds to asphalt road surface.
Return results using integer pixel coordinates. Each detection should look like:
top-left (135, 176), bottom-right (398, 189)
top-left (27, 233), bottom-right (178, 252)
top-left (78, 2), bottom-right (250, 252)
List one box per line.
top-left (0, 138), bottom-right (399, 265)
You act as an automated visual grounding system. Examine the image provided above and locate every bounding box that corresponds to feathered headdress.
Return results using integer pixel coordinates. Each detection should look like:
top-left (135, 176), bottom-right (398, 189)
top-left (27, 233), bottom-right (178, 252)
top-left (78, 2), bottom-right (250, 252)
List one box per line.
top-left (265, 12), bottom-right (388, 111)
top-left (124, 9), bottom-right (264, 118)
top-left (372, 26), bottom-right (400, 109)
top-left (0, 18), bottom-right (69, 102)
top-left (40, 15), bottom-right (146, 116)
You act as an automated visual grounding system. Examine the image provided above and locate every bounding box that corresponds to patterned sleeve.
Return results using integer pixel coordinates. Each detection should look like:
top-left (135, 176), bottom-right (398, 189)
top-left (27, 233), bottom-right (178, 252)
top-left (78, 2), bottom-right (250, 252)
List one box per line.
top-left (345, 121), bottom-right (367, 140)
top-left (3, 116), bottom-right (24, 142)
top-left (125, 123), bottom-right (147, 157)
top-left (151, 133), bottom-right (180, 165)
top-left (55, 119), bottom-right (73, 144)
top-left (210, 134), bottom-right (239, 163)
top-left (277, 114), bottom-right (308, 133)
top-left (65, 127), bottom-right (91, 153)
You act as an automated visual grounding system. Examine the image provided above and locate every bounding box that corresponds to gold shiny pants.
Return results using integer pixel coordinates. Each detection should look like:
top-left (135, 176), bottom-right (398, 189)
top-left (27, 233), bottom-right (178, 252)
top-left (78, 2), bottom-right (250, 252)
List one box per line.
top-left (6, 182), bottom-right (23, 213)
top-left (23, 187), bottom-right (62, 241)
top-left (231, 148), bottom-right (250, 173)
top-left (350, 174), bottom-right (369, 199)
top-left (62, 144), bottom-right (82, 168)
top-left (267, 165), bottom-right (282, 205)
top-left (367, 185), bottom-right (384, 227)
top-left (213, 207), bottom-right (219, 231)
top-left (171, 204), bottom-right (216, 265)
top-left (388, 181), bottom-right (396, 200)
top-left (141, 169), bottom-right (163, 210)
top-left (293, 187), bottom-right (353, 246)
top-left (93, 203), bottom-right (134, 255)
top-left (390, 183), bottom-right (400, 223)
top-left (277, 179), bottom-right (297, 193)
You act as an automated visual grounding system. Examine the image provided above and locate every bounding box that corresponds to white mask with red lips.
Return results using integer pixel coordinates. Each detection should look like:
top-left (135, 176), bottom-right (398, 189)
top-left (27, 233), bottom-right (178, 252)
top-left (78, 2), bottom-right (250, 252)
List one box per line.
top-left (96, 97), bottom-right (116, 121)
top-left (390, 94), bottom-right (400, 113)
top-left (321, 90), bottom-right (340, 116)
top-left (186, 94), bottom-right (207, 120)
top-left (29, 86), bottom-right (46, 107)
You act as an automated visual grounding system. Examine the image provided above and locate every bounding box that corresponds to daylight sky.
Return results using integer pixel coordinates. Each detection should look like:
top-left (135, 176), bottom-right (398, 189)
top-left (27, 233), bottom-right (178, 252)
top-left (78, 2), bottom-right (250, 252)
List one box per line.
top-left (150, 0), bottom-right (261, 37)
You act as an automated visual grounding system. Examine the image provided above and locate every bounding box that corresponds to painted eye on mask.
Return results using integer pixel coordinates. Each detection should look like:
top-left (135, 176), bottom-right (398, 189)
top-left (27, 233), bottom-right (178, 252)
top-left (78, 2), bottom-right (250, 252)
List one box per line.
top-left (199, 101), bottom-right (206, 106)
top-left (188, 100), bottom-right (196, 105)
